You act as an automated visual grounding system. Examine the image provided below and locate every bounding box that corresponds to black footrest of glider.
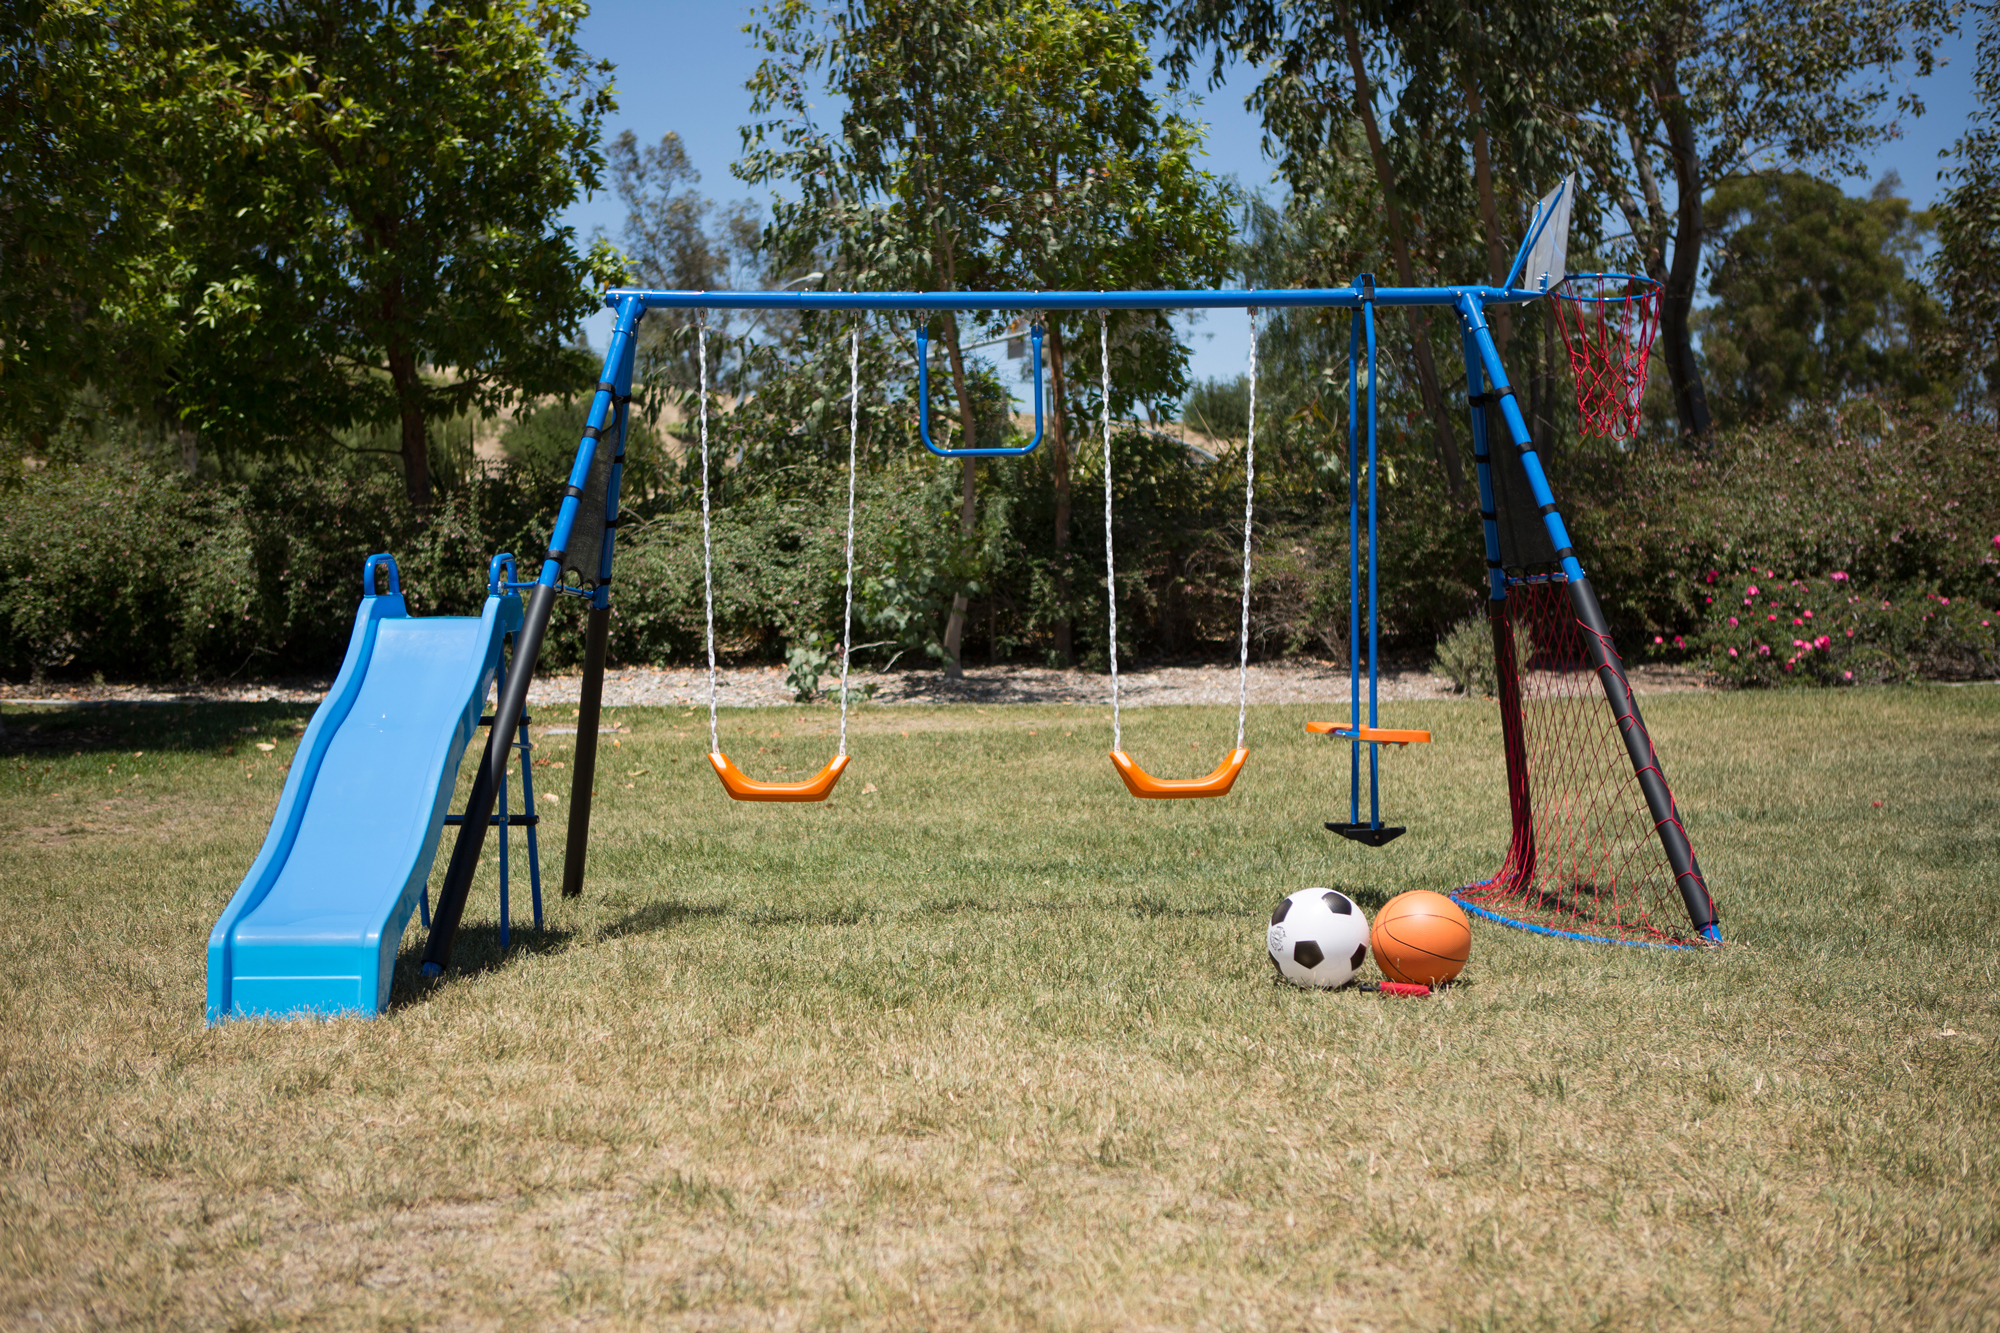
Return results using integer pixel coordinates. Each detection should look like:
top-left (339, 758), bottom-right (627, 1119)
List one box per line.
top-left (477, 714), bottom-right (533, 727)
top-left (1326, 822), bottom-right (1406, 846)
top-left (445, 814), bottom-right (542, 827)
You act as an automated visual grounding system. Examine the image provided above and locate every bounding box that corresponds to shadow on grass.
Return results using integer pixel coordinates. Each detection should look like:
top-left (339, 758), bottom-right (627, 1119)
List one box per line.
top-left (601, 900), bottom-right (733, 939)
top-left (1, 701), bottom-right (315, 757)
top-left (386, 921), bottom-right (575, 1009)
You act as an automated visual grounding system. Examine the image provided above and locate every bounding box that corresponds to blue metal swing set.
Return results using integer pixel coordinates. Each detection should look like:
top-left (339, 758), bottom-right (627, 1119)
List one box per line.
top-left (204, 178), bottom-right (1717, 1021)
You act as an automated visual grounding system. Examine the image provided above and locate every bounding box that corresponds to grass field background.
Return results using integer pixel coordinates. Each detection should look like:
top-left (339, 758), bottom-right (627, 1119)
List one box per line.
top-left (2, 685), bottom-right (1997, 1330)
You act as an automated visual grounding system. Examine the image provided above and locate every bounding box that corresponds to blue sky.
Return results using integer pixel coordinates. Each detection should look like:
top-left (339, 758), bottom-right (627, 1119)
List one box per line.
top-left (565, 1), bottom-right (1983, 387)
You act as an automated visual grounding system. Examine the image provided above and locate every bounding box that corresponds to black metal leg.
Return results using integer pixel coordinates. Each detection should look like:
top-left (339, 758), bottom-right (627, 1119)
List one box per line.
top-left (561, 603), bottom-right (610, 899)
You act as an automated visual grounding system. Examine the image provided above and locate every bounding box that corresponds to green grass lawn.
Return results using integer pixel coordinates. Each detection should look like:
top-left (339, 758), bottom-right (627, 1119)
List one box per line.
top-left (1, 686), bottom-right (1997, 1330)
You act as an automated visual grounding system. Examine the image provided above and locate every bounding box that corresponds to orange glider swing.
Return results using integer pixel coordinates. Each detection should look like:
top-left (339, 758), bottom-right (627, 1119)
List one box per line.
top-left (697, 322), bottom-right (860, 803)
top-left (1099, 311), bottom-right (1258, 800)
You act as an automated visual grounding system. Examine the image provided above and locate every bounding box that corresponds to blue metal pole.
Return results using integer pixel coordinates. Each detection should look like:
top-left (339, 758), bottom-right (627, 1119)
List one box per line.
top-left (613, 286), bottom-right (1547, 314)
top-left (496, 666), bottom-right (510, 953)
top-left (1346, 307), bottom-right (1362, 828)
top-left (518, 717), bottom-right (542, 929)
top-left (1455, 294), bottom-right (1719, 942)
top-left (425, 296), bottom-right (646, 974)
top-left (1363, 285), bottom-right (1382, 829)
top-left (1453, 296), bottom-right (1583, 582)
top-left (561, 320), bottom-right (640, 902)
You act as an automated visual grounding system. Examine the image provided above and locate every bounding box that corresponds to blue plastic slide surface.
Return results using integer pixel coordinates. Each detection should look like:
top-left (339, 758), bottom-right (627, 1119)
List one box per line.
top-left (206, 573), bottom-right (522, 1021)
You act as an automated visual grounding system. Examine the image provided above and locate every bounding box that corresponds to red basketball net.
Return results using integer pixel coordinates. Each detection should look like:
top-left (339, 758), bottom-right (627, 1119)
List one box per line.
top-left (1551, 273), bottom-right (1660, 440)
top-left (1454, 576), bottom-right (1709, 946)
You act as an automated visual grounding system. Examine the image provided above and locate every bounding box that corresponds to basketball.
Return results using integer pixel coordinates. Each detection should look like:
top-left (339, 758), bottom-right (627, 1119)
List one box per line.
top-left (1370, 890), bottom-right (1472, 986)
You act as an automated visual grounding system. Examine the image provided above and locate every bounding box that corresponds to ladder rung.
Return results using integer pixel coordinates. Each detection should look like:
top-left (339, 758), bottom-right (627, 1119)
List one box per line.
top-left (444, 814), bottom-right (542, 827)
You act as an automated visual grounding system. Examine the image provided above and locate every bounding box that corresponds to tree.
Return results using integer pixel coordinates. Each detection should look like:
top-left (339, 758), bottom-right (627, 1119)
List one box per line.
top-left (981, 0), bottom-right (1236, 663)
top-left (742, 0), bottom-right (1232, 667)
top-left (171, 0), bottom-right (622, 506)
top-left (1695, 172), bottom-right (1939, 424)
top-left (1929, 0), bottom-right (2000, 416)
top-left (1556, 0), bottom-right (1953, 440)
top-left (1165, 0), bottom-right (1954, 443)
top-left (608, 130), bottom-right (768, 398)
top-left (743, 0), bottom-right (1011, 674)
top-left (0, 1), bottom-right (246, 460)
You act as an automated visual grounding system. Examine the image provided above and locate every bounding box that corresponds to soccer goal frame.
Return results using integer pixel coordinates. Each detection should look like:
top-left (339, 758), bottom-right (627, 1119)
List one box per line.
top-left (416, 252), bottom-right (1719, 972)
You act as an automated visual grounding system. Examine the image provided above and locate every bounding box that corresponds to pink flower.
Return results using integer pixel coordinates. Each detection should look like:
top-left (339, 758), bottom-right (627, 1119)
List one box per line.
top-left (1747, 585), bottom-right (1760, 596)
top-left (1704, 596), bottom-right (1713, 604)
top-left (1728, 647), bottom-right (1739, 658)
top-left (1992, 535), bottom-right (1999, 549)
top-left (1843, 670), bottom-right (1853, 681)
top-left (1758, 644), bottom-right (1771, 656)
top-left (1803, 610), bottom-right (1814, 620)
top-left (1727, 616), bottom-right (1739, 627)
top-left (1674, 635), bottom-right (1686, 649)
top-left (1815, 635), bottom-right (1831, 649)
top-left (1942, 597), bottom-right (1951, 606)
top-left (1793, 617), bottom-right (1805, 626)
top-left (1768, 613), bottom-right (1779, 622)
top-left (1832, 571), bottom-right (1849, 582)
top-left (1846, 628), bottom-right (1854, 637)
top-left (1654, 635), bottom-right (1664, 644)
top-left (1792, 639), bottom-right (1807, 649)
top-left (1704, 570), bottom-right (1719, 584)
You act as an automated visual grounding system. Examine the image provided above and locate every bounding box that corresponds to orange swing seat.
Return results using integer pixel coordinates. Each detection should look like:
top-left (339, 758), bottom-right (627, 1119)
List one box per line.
top-left (708, 751), bottom-right (850, 803)
top-left (1305, 721), bottom-right (1432, 748)
top-left (1108, 747), bottom-right (1249, 799)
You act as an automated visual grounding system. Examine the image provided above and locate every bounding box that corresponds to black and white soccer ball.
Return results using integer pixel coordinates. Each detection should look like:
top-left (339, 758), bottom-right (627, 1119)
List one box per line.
top-left (1266, 889), bottom-right (1371, 988)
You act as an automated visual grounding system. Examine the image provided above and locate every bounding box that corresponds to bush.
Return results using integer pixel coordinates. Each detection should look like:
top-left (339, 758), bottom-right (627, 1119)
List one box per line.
top-left (1667, 570), bottom-right (2000, 686)
top-left (1431, 612), bottom-right (1534, 696)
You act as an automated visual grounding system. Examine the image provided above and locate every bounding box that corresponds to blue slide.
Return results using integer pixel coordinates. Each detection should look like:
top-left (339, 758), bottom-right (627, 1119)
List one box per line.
top-left (206, 555), bottom-right (522, 1021)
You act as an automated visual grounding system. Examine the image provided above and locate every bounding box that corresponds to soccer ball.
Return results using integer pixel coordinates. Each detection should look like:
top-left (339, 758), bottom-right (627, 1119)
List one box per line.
top-left (1266, 889), bottom-right (1371, 988)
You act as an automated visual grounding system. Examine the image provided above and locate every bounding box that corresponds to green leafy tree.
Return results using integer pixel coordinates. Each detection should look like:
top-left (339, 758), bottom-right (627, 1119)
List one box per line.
top-left (608, 130), bottom-right (771, 397)
top-left (982, 0), bottom-right (1235, 663)
top-left (743, 0), bottom-right (1232, 667)
top-left (1166, 0), bottom-right (1955, 444)
top-left (170, 0), bottom-right (623, 506)
top-left (0, 1), bottom-right (252, 461)
top-left (1695, 172), bottom-right (1940, 424)
top-left (1557, 0), bottom-right (1953, 441)
top-left (742, 0), bottom-right (1011, 674)
top-left (1929, 0), bottom-right (2000, 416)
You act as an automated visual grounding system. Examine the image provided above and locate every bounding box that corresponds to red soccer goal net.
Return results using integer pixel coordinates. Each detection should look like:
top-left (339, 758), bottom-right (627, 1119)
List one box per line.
top-left (1454, 575), bottom-right (1717, 947)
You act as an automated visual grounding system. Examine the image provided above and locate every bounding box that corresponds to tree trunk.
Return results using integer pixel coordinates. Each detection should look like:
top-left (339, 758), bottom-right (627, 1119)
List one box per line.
top-left (1460, 39), bottom-right (1511, 359)
top-left (1652, 57), bottom-right (1714, 442)
top-left (1339, 8), bottom-right (1467, 498)
top-left (1046, 320), bottom-right (1074, 667)
top-left (939, 314), bottom-right (979, 677)
top-left (388, 344), bottom-right (432, 509)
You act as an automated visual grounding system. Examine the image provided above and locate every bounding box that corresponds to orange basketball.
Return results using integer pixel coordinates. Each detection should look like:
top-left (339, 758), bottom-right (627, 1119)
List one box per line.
top-left (1370, 890), bottom-right (1472, 986)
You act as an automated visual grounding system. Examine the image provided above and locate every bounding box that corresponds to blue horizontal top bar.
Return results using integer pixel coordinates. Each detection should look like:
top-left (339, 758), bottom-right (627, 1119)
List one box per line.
top-left (604, 285), bottom-right (1544, 313)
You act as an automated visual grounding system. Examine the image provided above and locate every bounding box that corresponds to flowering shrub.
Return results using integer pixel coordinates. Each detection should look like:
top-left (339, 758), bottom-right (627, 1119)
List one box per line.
top-left (1671, 570), bottom-right (2000, 686)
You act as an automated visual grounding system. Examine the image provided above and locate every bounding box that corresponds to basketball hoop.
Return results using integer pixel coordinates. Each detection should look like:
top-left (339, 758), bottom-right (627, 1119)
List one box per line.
top-left (1550, 273), bottom-right (1660, 440)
